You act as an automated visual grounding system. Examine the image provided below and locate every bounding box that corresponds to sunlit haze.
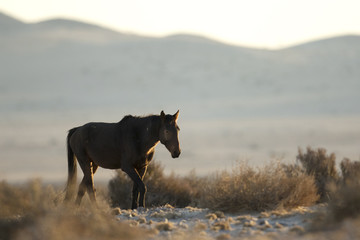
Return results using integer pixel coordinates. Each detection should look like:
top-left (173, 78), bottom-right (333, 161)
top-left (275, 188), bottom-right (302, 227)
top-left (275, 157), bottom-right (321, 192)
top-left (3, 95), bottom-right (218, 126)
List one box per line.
top-left (1, 0), bottom-right (360, 49)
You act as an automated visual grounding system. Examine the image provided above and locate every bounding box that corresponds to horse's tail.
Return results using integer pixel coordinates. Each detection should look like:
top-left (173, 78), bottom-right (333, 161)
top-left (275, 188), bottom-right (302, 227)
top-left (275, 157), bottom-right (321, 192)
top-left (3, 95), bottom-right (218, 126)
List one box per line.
top-left (64, 127), bottom-right (78, 201)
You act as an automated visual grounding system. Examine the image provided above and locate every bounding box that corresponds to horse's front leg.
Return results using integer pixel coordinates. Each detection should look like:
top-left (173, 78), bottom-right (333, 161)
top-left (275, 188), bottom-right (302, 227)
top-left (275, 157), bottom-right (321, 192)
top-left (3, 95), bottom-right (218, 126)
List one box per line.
top-left (131, 182), bottom-right (138, 210)
top-left (123, 167), bottom-right (147, 209)
top-left (132, 167), bottom-right (147, 209)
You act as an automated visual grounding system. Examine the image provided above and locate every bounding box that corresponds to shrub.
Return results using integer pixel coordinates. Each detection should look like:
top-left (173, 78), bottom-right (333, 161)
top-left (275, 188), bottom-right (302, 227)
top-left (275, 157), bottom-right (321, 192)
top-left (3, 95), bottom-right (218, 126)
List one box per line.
top-left (327, 180), bottom-right (360, 222)
top-left (108, 169), bottom-right (133, 209)
top-left (296, 147), bottom-right (340, 201)
top-left (109, 160), bottom-right (320, 212)
top-left (201, 161), bottom-right (319, 212)
top-left (108, 161), bottom-right (204, 209)
top-left (340, 158), bottom-right (360, 183)
top-left (309, 158), bottom-right (360, 231)
top-left (322, 159), bottom-right (360, 223)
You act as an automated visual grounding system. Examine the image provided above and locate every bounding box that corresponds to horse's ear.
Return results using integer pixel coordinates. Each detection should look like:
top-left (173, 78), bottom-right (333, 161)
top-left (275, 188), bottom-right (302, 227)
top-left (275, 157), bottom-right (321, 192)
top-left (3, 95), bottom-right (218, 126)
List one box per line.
top-left (173, 110), bottom-right (179, 122)
top-left (160, 111), bottom-right (166, 122)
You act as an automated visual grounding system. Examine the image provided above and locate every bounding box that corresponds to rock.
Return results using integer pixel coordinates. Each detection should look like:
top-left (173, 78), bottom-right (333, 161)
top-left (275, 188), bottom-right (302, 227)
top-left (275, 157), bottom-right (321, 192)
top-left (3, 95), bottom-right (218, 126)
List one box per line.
top-left (259, 212), bottom-right (271, 218)
top-left (214, 211), bottom-right (225, 218)
top-left (137, 217), bottom-right (146, 224)
top-left (125, 219), bottom-right (139, 227)
top-left (212, 220), bottom-right (231, 231)
top-left (216, 233), bottom-right (231, 240)
top-left (227, 217), bottom-right (235, 223)
top-left (257, 220), bottom-right (272, 229)
top-left (259, 220), bottom-right (272, 229)
top-left (185, 206), bottom-right (199, 212)
top-left (163, 203), bottom-right (174, 209)
top-left (178, 220), bottom-right (188, 229)
top-left (194, 222), bottom-right (208, 231)
top-left (111, 207), bottom-right (121, 216)
top-left (244, 220), bottom-right (257, 227)
top-left (290, 225), bottom-right (305, 234)
top-left (275, 222), bottom-right (284, 229)
top-left (155, 221), bottom-right (174, 231)
top-left (236, 215), bottom-right (258, 223)
top-left (150, 210), bottom-right (181, 219)
top-left (206, 213), bottom-right (217, 220)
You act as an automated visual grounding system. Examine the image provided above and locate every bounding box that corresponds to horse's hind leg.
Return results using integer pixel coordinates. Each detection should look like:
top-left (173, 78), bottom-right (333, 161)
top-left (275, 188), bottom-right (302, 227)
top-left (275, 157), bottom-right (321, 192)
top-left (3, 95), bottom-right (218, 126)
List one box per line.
top-left (76, 177), bottom-right (86, 205)
top-left (87, 163), bottom-right (98, 203)
top-left (75, 155), bottom-right (97, 205)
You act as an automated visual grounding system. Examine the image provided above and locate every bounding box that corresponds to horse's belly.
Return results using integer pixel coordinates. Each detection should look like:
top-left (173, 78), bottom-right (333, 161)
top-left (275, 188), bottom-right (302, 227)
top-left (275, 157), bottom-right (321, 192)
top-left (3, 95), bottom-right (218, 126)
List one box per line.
top-left (88, 149), bottom-right (122, 169)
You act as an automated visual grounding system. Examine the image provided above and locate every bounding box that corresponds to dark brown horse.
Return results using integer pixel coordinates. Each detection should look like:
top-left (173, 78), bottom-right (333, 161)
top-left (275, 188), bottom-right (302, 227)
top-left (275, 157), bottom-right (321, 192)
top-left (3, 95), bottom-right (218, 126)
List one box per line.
top-left (65, 110), bottom-right (181, 209)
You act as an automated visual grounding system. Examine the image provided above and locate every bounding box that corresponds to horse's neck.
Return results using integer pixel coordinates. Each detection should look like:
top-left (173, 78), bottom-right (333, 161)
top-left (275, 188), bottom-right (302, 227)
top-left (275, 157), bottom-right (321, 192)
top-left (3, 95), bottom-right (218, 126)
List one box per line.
top-left (139, 116), bottom-right (160, 151)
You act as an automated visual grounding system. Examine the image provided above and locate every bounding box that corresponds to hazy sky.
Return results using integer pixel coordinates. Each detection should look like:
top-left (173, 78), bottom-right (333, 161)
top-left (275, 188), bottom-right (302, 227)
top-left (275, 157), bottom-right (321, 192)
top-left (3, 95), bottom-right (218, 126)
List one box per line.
top-left (1, 0), bottom-right (360, 49)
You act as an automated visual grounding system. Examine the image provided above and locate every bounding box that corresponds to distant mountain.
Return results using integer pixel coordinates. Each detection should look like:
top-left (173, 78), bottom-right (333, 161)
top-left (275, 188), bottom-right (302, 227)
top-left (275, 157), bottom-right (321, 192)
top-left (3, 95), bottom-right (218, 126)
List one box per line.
top-left (35, 18), bottom-right (111, 30)
top-left (0, 12), bottom-right (149, 45)
top-left (284, 35), bottom-right (360, 51)
top-left (0, 12), bottom-right (27, 33)
top-left (0, 11), bottom-right (359, 118)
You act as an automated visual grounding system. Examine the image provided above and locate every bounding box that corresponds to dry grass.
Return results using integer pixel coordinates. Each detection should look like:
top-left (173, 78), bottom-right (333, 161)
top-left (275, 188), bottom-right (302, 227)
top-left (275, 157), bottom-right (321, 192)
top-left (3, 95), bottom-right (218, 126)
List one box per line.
top-left (201, 161), bottom-right (319, 212)
top-left (296, 147), bottom-right (340, 201)
top-left (3, 147), bottom-right (360, 240)
top-left (0, 179), bottom-right (150, 240)
top-left (109, 160), bottom-right (319, 212)
top-left (0, 179), bottom-right (58, 218)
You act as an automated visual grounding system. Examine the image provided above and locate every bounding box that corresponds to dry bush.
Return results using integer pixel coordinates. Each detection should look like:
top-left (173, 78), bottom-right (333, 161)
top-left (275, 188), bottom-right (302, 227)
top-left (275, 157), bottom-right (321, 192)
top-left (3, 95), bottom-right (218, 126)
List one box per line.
top-left (108, 169), bottom-right (133, 209)
top-left (109, 161), bottom-right (205, 208)
top-left (340, 158), bottom-right (360, 183)
top-left (322, 159), bottom-right (360, 224)
top-left (109, 160), bottom-right (319, 212)
top-left (297, 147), bottom-right (340, 201)
top-left (200, 161), bottom-right (319, 212)
top-left (0, 180), bottom-right (149, 240)
top-left (309, 158), bottom-right (360, 231)
top-left (311, 179), bottom-right (360, 232)
top-left (327, 180), bottom-right (360, 222)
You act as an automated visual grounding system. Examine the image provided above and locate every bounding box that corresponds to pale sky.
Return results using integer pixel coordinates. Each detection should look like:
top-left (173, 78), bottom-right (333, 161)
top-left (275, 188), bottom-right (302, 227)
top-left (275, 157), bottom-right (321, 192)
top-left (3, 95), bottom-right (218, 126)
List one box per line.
top-left (1, 0), bottom-right (360, 49)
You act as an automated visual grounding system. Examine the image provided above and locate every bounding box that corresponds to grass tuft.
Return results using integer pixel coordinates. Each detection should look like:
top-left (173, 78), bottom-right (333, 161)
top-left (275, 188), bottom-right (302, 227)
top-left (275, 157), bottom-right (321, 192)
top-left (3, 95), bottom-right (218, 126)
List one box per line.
top-left (0, 180), bottom-right (149, 240)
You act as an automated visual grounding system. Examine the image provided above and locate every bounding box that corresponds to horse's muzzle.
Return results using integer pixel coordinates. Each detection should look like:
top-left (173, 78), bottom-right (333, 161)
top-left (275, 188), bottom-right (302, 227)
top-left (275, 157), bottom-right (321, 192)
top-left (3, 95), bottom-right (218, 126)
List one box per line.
top-left (172, 150), bottom-right (181, 158)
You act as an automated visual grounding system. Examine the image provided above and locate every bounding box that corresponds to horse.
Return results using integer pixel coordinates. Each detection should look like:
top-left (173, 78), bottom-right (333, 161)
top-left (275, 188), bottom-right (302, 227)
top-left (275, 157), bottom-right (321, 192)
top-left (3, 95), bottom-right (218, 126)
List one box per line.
top-left (65, 110), bottom-right (181, 209)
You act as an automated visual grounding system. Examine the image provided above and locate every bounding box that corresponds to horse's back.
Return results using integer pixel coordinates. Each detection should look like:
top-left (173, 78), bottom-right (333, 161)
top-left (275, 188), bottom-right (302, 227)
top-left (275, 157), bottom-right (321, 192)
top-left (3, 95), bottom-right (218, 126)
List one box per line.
top-left (69, 122), bottom-right (123, 169)
top-left (70, 122), bottom-right (115, 142)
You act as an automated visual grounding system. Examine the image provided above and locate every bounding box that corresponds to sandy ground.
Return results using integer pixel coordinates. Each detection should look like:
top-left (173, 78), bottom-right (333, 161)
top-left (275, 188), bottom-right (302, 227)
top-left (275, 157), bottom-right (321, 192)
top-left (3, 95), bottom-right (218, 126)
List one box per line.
top-left (113, 204), bottom-right (323, 239)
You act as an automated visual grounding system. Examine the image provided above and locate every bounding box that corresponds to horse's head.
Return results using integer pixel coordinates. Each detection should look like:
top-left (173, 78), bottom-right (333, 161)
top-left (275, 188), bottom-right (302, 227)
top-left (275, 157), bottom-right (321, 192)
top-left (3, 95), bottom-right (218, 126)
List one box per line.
top-left (159, 110), bottom-right (181, 158)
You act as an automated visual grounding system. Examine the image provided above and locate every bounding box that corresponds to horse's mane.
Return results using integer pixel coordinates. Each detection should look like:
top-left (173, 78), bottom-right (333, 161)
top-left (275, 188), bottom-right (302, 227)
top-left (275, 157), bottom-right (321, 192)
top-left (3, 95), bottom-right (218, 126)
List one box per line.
top-left (120, 115), bottom-right (134, 123)
top-left (119, 114), bottom-right (158, 125)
